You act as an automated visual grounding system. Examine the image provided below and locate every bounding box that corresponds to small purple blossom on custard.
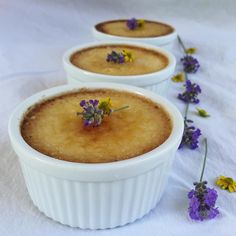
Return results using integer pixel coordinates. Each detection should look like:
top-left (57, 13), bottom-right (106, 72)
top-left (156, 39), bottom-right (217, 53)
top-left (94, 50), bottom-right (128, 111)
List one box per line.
top-left (106, 50), bottom-right (134, 64)
top-left (78, 99), bottom-right (104, 127)
top-left (179, 122), bottom-right (201, 149)
top-left (127, 18), bottom-right (145, 30)
top-left (77, 98), bottom-right (129, 127)
top-left (181, 55), bottom-right (200, 73)
top-left (178, 80), bottom-right (201, 104)
top-left (80, 100), bottom-right (86, 107)
top-left (127, 18), bottom-right (138, 30)
top-left (89, 99), bottom-right (99, 106)
top-left (188, 181), bottom-right (219, 221)
top-left (106, 51), bottom-right (125, 64)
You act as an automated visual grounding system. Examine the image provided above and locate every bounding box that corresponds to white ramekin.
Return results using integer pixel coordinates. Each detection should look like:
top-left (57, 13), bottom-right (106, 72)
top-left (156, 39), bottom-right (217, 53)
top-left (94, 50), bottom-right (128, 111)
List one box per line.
top-left (63, 41), bottom-right (176, 95)
top-left (93, 20), bottom-right (177, 50)
top-left (8, 82), bottom-right (184, 229)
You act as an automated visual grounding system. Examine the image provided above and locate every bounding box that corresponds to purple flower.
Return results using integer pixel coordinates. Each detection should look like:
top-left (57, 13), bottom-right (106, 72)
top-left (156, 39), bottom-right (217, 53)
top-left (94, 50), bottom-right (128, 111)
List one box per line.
top-left (77, 98), bottom-right (129, 127)
top-left (208, 208), bottom-right (220, 219)
top-left (89, 99), bottom-right (99, 106)
top-left (80, 100), bottom-right (86, 107)
top-left (188, 189), bottom-right (195, 198)
top-left (181, 55), bottom-right (200, 73)
top-left (179, 122), bottom-right (201, 149)
top-left (78, 99), bottom-right (104, 127)
top-left (127, 18), bottom-right (138, 30)
top-left (188, 181), bottom-right (219, 221)
top-left (189, 195), bottom-right (200, 212)
top-left (204, 188), bottom-right (218, 207)
top-left (106, 51), bottom-right (125, 64)
top-left (178, 80), bottom-right (201, 104)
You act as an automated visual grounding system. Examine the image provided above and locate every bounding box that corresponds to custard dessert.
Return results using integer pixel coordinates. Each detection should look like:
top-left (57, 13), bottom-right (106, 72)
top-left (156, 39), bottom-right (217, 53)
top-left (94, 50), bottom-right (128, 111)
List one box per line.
top-left (70, 45), bottom-right (169, 76)
top-left (95, 20), bottom-right (174, 38)
top-left (21, 89), bottom-right (172, 163)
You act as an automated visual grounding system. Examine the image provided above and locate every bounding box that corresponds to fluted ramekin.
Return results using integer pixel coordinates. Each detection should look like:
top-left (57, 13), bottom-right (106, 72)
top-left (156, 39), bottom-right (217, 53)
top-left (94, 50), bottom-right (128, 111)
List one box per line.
top-left (63, 41), bottom-right (176, 95)
top-left (8, 82), bottom-right (184, 229)
top-left (93, 20), bottom-right (177, 50)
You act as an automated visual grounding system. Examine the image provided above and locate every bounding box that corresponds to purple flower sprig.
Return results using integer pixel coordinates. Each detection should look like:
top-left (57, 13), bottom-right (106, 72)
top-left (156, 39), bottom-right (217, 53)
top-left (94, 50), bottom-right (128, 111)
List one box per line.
top-left (178, 79), bottom-right (202, 149)
top-left (106, 50), bottom-right (134, 64)
top-left (180, 119), bottom-right (201, 149)
top-left (77, 99), bottom-right (129, 127)
top-left (181, 56), bottom-right (200, 74)
top-left (178, 36), bottom-right (200, 73)
top-left (106, 51), bottom-right (125, 64)
top-left (127, 18), bottom-right (145, 30)
top-left (178, 79), bottom-right (201, 104)
top-left (127, 18), bottom-right (138, 30)
top-left (77, 99), bottom-right (103, 127)
top-left (188, 182), bottom-right (219, 221)
top-left (188, 138), bottom-right (219, 221)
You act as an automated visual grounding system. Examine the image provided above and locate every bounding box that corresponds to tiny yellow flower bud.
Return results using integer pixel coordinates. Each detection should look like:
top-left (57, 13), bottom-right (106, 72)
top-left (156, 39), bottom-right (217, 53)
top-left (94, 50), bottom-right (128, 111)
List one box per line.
top-left (196, 107), bottom-right (210, 118)
top-left (171, 73), bottom-right (185, 83)
top-left (185, 48), bottom-right (197, 54)
top-left (122, 50), bottom-right (134, 62)
top-left (137, 19), bottom-right (145, 28)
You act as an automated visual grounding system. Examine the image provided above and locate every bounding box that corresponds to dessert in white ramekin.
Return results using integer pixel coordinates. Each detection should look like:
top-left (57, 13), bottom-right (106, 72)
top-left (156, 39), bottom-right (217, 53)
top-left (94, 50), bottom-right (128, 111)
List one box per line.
top-left (8, 82), bottom-right (184, 229)
top-left (93, 19), bottom-right (177, 50)
top-left (63, 42), bottom-right (176, 95)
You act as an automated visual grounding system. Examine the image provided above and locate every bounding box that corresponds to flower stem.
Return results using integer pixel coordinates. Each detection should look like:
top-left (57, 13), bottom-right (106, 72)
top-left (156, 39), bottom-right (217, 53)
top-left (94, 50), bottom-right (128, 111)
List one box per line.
top-left (113, 105), bottom-right (129, 112)
top-left (184, 102), bottom-right (190, 122)
top-left (185, 72), bottom-right (188, 80)
top-left (200, 138), bottom-right (208, 182)
top-left (177, 35), bottom-right (187, 55)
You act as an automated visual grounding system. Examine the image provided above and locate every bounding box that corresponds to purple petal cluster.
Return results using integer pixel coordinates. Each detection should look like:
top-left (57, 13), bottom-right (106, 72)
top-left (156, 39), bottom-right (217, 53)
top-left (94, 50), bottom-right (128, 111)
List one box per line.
top-left (179, 121), bottom-right (201, 149)
top-left (188, 181), bottom-right (219, 221)
top-left (106, 51), bottom-right (125, 64)
top-left (78, 99), bottom-right (103, 127)
top-left (178, 80), bottom-right (201, 104)
top-left (127, 18), bottom-right (138, 30)
top-left (181, 55), bottom-right (200, 73)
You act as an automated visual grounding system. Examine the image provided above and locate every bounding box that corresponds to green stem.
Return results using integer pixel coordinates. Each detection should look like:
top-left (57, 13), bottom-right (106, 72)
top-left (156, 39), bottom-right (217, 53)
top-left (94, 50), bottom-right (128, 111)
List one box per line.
top-left (185, 72), bottom-right (188, 80)
top-left (183, 72), bottom-right (189, 123)
top-left (113, 105), bottom-right (129, 112)
top-left (200, 138), bottom-right (208, 182)
top-left (177, 35), bottom-right (187, 55)
top-left (184, 102), bottom-right (190, 122)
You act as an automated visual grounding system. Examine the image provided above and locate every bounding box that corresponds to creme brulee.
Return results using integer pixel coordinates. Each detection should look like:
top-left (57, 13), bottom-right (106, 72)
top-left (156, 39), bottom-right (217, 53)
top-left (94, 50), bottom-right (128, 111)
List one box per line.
top-left (70, 45), bottom-right (168, 76)
top-left (21, 89), bottom-right (172, 163)
top-left (95, 20), bottom-right (174, 38)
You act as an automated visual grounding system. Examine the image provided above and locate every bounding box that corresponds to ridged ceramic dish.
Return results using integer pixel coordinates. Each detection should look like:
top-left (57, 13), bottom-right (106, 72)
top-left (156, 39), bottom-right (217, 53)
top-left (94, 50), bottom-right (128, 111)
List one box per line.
top-left (93, 19), bottom-right (177, 49)
top-left (63, 42), bottom-right (176, 95)
top-left (8, 82), bottom-right (184, 229)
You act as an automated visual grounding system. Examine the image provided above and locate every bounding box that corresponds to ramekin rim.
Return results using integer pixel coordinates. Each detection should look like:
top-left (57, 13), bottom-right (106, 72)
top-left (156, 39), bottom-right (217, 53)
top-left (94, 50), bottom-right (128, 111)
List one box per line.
top-left (62, 41), bottom-right (176, 82)
top-left (8, 82), bottom-right (184, 170)
top-left (93, 18), bottom-right (177, 42)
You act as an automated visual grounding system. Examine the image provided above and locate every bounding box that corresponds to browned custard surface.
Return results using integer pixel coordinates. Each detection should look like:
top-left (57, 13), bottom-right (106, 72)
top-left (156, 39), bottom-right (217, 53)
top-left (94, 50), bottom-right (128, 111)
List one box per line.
top-left (71, 45), bottom-right (168, 76)
top-left (21, 89), bottom-right (172, 163)
top-left (95, 20), bottom-right (174, 38)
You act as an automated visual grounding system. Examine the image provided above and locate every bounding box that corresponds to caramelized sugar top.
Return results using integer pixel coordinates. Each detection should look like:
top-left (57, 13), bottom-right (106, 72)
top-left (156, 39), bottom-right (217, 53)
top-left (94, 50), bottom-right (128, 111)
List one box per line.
top-left (21, 89), bottom-right (172, 163)
top-left (95, 20), bottom-right (174, 38)
top-left (71, 45), bottom-right (168, 76)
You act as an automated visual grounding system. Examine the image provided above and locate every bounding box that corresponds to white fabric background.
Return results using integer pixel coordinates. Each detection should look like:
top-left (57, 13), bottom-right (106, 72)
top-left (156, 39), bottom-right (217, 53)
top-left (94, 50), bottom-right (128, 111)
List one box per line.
top-left (0, 0), bottom-right (236, 235)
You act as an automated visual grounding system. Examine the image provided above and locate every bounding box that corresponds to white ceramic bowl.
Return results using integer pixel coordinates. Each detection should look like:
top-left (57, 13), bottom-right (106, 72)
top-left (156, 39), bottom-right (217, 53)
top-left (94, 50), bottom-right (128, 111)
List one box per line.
top-left (8, 82), bottom-right (184, 229)
top-left (93, 20), bottom-right (177, 50)
top-left (63, 41), bottom-right (176, 95)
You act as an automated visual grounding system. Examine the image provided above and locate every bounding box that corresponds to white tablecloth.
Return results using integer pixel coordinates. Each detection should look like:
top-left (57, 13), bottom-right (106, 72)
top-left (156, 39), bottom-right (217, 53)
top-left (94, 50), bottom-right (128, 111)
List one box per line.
top-left (0, 1), bottom-right (236, 235)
